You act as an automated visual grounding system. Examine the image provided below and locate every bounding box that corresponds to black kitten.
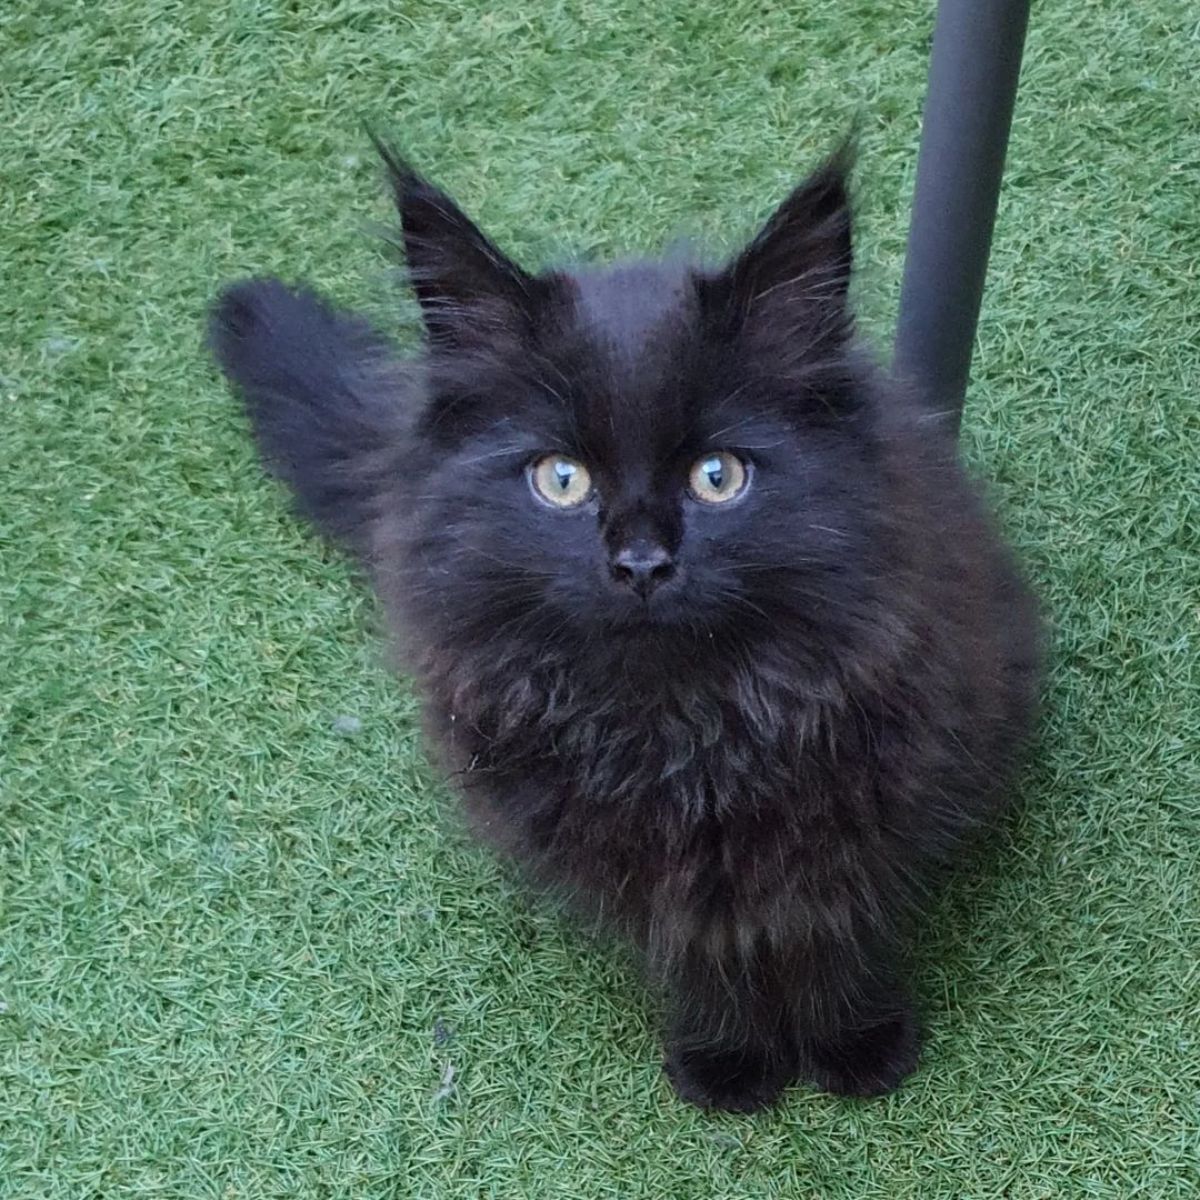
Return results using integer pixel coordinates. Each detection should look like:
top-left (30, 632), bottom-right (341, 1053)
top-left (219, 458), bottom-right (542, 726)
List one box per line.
top-left (209, 137), bottom-right (1041, 1112)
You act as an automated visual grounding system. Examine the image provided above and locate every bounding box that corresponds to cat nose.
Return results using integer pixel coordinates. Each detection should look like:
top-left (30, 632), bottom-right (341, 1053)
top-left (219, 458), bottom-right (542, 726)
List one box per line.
top-left (610, 542), bottom-right (676, 597)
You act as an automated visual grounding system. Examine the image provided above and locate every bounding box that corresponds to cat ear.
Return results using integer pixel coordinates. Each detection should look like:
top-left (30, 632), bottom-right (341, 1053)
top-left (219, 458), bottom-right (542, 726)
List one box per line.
top-left (371, 135), bottom-right (537, 348)
top-left (706, 143), bottom-right (855, 348)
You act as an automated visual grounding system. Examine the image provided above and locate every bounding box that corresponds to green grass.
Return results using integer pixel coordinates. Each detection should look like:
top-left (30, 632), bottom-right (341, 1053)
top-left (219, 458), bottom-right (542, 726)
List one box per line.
top-left (3, 1), bottom-right (1199, 1195)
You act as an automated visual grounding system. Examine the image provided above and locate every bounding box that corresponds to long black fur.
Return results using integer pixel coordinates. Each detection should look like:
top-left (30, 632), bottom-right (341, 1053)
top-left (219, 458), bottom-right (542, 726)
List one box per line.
top-left (209, 278), bottom-right (406, 554)
top-left (209, 138), bottom-right (1041, 1112)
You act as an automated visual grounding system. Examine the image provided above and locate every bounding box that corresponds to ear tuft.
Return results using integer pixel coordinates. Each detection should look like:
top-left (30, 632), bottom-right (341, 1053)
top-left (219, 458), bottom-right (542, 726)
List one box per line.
top-left (367, 130), bottom-right (536, 349)
top-left (705, 139), bottom-right (857, 348)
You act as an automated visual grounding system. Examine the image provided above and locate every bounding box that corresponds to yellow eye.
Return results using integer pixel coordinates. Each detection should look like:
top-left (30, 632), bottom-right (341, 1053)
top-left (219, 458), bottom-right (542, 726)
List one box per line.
top-left (530, 455), bottom-right (593, 508)
top-left (688, 451), bottom-right (748, 504)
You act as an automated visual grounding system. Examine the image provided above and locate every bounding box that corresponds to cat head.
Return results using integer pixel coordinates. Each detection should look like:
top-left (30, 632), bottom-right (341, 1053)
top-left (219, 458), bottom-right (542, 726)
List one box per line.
top-left (379, 140), bottom-right (886, 657)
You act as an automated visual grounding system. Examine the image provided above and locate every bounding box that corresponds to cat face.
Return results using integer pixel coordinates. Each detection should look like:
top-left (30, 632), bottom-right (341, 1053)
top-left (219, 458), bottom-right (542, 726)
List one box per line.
top-left (382, 142), bottom-right (881, 649)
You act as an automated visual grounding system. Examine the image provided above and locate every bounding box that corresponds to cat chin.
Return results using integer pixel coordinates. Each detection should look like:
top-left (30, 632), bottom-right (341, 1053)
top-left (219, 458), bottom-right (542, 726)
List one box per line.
top-left (599, 598), bottom-right (698, 636)
top-left (603, 620), bottom-right (682, 644)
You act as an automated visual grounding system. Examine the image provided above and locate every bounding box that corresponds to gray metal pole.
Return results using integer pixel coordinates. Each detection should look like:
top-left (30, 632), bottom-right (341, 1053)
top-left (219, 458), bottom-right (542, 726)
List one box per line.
top-left (893, 0), bottom-right (1030, 434)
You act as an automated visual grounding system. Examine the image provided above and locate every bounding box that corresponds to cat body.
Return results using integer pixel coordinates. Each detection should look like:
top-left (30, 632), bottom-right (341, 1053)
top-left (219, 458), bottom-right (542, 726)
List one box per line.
top-left (210, 139), bottom-right (1040, 1111)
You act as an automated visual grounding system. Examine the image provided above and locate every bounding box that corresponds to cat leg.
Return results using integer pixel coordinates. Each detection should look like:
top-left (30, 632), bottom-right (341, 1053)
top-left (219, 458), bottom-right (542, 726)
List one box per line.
top-left (662, 945), bottom-right (799, 1113)
top-left (793, 951), bottom-right (921, 1098)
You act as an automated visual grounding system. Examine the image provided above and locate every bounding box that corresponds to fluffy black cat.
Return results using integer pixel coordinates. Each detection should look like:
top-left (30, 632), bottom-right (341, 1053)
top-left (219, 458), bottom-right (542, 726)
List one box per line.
top-left (209, 137), bottom-right (1041, 1112)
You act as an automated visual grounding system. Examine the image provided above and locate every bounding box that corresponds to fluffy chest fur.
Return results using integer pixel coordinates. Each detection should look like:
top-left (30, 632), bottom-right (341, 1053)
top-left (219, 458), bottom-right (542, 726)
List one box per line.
top-left (407, 618), bottom-right (970, 963)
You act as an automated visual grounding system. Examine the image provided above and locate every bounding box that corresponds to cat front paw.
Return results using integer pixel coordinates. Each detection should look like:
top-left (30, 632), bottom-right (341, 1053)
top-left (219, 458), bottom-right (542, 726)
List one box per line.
top-left (803, 1006), bottom-right (921, 1098)
top-left (664, 1042), bottom-right (792, 1113)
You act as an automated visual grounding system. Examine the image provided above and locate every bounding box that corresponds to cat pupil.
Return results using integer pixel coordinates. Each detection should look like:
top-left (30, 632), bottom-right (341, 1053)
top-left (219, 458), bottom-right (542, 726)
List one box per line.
top-left (703, 458), bottom-right (724, 489)
top-left (555, 461), bottom-right (573, 490)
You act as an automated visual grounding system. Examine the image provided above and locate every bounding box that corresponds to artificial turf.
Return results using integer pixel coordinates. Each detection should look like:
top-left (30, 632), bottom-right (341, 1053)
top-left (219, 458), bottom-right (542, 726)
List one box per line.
top-left (2, 1), bottom-right (1198, 1196)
